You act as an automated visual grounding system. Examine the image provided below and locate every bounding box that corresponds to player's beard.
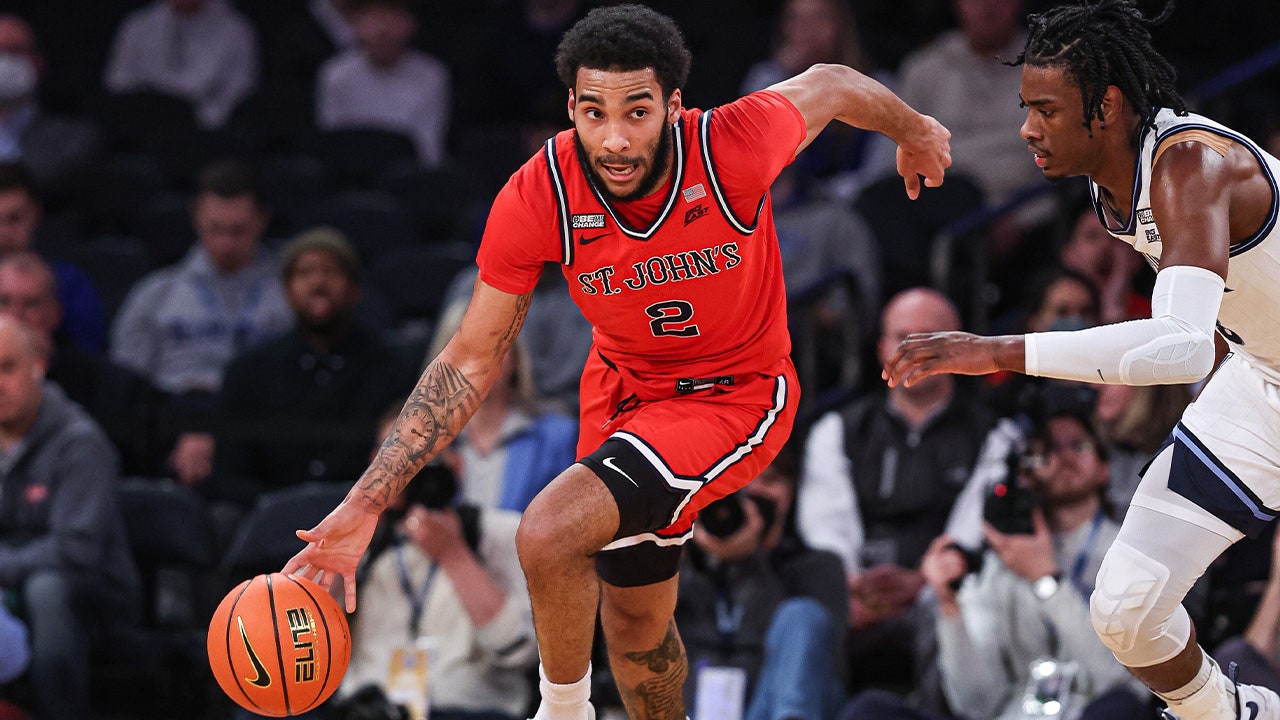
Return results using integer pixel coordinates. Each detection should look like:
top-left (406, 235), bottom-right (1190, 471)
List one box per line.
top-left (575, 122), bottom-right (673, 203)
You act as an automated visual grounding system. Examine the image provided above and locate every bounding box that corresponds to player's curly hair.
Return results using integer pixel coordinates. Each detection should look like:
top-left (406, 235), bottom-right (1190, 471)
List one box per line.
top-left (1010, 0), bottom-right (1186, 133)
top-left (554, 4), bottom-right (692, 99)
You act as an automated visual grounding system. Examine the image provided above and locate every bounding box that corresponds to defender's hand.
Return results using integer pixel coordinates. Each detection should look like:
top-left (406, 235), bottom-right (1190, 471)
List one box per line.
top-left (882, 331), bottom-right (1018, 387)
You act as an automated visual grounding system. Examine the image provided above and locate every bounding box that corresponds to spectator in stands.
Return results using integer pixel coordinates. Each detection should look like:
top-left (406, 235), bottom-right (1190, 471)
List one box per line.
top-left (0, 15), bottom-right (103, 206)
top-left (0, 162), bottom-right (105, 354)
top-left (983, 265), bottom-right (1102, 418)
top-left (338, 407), bottom-right (537, 720)
top-left (1091, 382), bottom-right (1192, 518)
top-left (316, 0), bottom-right (450, 168)
top-left (797, 288), bottom-right (995, 707)
top-left (0, 600), bottom-right (28, 720)
top-left (771, 163), bottom-right (883, 393)
top-left (1214, 526), bottom-right (1280, 692)
top-left (103, 0), bottom-right (260, 130)
top-left (110, 159), bottom-right (292, 488)
top-left (1057, 204), bottom-right (1151, 325)
top-left (455, 0), bottom-right (584, 132)
top-left (896, 0), bottom-right (1052, 293)
top-left (425, 301), bottom-right (579, 512)
top-left (439, 263), bottom-right (592, 416)
top-left (0, 316), bottom-right (140, 720)
top-left (842, 409), bottom-right (1153, 720)
top-left (268, 0), bottom-right (358, 96)
top-left (908, 175), bottom-right (1105, 606)
top-left (677, 445), bottom-right (849, 720)
top-left (741, 0), bottom-right (895, 200)
top-left (0, 602), bottom-right (27, 684)
top-left (898, 0), bottom-right (1043, 211)
top-left (0, 251), bottom-right (164, 477)
top-left (210, 226), bottom-right (417, 509)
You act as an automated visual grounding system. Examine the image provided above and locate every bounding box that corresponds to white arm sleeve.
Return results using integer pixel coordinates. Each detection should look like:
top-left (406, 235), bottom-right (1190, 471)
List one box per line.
top-left (1024, 264), bottom-right (1224, 385)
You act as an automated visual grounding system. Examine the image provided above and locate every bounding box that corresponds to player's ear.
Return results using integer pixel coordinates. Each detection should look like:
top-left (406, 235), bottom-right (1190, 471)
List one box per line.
top-left (666, 88), bottom-right (682, 123)
top-left (567, 90), bottom-right (576, 122)
top-left (1099, 85), bottom-right (1123, 128)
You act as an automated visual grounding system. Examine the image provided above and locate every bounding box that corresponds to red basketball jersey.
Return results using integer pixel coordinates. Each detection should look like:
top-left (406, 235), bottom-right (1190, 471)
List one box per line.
top-left (478, 90), bottom-right (806, 400)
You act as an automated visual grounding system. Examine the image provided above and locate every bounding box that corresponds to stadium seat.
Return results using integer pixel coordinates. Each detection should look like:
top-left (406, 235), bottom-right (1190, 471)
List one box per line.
top-left (218, 482), bottom-right (351, 587)
top-left (853, 171), bottom-right (986, 300)
top-left (291, 189), bottom-right (420, 263)
top-left (312, 127), bottom-right (420, 191)
top-left (366, 241), bottom-right (475, 326)
top-left (93, 478), bottom-right (218, 716)
top-left (378, 163), bottom-right (487, 244)
top-left (259, 153), bottom-right (330, 237)
top-left (48, 235), bottom-right (157, 326)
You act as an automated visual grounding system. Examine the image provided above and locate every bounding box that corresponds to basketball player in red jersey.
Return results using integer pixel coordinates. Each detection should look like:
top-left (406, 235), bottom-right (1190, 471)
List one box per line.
top-left (284, 5), bottom-right (950, 719)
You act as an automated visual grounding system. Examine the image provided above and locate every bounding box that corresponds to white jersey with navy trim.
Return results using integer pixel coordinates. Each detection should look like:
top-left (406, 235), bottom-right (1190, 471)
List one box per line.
top-left (1089, 108), bottom-right (1280, 375)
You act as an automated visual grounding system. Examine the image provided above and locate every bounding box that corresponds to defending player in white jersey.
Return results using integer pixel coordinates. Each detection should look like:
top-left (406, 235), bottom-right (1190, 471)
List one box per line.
top-left (882, 1), bottom-right (1280, 719)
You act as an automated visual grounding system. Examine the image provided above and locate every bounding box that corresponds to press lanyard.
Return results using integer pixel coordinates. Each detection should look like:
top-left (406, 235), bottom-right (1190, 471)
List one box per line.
top-left (1068, 510), bottom-right (1106, 599)
top-left (713, 590), bottom-right (744, 654)
top-left (1042, 509), bottom-right (1105, 659)
top-left (394, 544), bottom-right (439, 641)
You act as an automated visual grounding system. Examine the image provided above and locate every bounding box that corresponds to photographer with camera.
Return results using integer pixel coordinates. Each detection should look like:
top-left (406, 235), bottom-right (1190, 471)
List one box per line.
top-left (843, 408), bottom-right (1152, 720)
top-left (337, 407), bottom-right (538, 720)
top-left (675, 445), bottom-right (849, 720)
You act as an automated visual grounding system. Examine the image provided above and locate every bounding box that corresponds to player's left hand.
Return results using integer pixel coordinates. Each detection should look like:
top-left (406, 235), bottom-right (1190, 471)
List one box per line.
top-left (882, 331), bottom-right (1009, 387)
top-left (283, 498), bottom-right (382, 612)
top-left (896, 114), bottom-right (951, 200)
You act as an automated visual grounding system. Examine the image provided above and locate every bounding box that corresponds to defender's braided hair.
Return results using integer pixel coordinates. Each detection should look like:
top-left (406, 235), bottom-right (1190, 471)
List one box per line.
top-left (1010, 0), bottom-right (1186, 133)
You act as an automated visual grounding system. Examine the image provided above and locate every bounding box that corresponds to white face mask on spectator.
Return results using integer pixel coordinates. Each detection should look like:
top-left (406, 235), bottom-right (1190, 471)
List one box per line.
top-left (0, 53), bottom-right (35, 105)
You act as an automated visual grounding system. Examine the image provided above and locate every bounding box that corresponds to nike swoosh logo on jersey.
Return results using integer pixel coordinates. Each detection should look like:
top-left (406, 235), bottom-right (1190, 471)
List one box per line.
top-left (602, 456), bottom-right (638, 486)
top-left (238, 616), bottom-right (272, 687)
top-left (579, 233), bottom-right (609, 245)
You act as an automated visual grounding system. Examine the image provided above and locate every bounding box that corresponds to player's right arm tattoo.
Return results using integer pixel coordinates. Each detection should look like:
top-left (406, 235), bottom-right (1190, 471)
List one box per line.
top-left (355, 290), bottom-right (533, 509)
top-left (496, 291), bottom-right (533, 354)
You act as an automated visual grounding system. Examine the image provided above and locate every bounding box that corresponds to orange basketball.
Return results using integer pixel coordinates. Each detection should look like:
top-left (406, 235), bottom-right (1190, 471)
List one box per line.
top-left (207, 573), bottom-right (351, 717)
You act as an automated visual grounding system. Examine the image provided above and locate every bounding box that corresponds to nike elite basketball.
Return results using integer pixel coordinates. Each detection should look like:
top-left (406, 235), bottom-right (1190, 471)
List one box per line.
top-left (208, 572), bottom-right (351, 717)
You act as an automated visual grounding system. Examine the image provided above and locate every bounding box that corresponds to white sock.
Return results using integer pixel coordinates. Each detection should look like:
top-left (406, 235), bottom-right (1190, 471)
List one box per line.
top-left (532, 662), bottom-right (593, 720)
top-left (1158, 652), bottom-right (1235, 720)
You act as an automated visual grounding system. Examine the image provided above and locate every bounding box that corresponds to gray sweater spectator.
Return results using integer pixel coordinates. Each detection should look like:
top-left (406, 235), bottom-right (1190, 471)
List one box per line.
top-left (0, 317), bottom-right (139, 720)
top-left (103, 0), bottom-right (259, 130)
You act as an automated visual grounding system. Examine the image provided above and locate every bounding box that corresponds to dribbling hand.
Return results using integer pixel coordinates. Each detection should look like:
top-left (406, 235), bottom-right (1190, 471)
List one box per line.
top-left (283, 499), bottom-right (381, 612)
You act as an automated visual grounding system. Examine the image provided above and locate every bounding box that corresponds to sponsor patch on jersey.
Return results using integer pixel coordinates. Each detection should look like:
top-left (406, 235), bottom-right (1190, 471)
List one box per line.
top-left (571, 213), bottom-right (607, 230)
top-left (1137, 207), bottom-right (1154, 224)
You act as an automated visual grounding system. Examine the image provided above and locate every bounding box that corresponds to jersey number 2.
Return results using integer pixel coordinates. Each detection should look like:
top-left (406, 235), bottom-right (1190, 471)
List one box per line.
top-left (646, 300), bottom-right (700, 337)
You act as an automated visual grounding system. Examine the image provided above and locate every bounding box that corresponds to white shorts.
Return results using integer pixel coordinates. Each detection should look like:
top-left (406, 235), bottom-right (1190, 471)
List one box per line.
top-left (1130, 351), bottom-right (1280, 540)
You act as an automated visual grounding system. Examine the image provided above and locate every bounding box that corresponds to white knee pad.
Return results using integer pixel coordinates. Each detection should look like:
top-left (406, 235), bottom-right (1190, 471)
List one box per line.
top-left (1090, 539), bottom-right (1191, 667)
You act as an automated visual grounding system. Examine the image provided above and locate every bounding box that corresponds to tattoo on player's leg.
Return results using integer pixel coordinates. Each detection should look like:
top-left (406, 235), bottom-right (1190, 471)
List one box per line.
top-left (619, 621), bottom-right (687, 720)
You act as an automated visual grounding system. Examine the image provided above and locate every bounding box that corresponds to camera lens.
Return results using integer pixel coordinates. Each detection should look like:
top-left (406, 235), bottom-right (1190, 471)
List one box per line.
top-left (699, 494), bottom-right (746, 538)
